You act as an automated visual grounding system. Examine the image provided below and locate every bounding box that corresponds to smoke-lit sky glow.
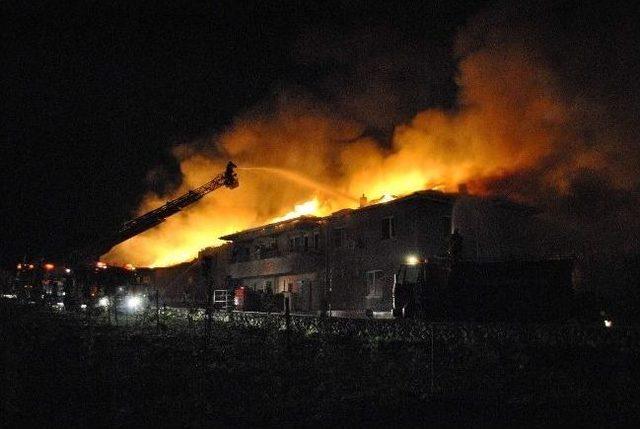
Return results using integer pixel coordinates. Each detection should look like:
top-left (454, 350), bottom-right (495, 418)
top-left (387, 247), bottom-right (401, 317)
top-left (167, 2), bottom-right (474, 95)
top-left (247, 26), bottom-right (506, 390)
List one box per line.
top-left (103, 45), bottom-right (568, 266)
top-left (4, 0), bottom-right (640, 268)
top-left (105, 1), bottom-right (640, 267)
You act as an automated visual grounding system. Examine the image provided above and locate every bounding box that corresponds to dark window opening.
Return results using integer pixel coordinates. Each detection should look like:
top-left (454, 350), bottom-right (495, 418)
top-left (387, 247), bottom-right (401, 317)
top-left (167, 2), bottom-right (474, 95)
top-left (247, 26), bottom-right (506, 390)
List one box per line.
top-left (332, 228), bottom-right (345, 248)
top-left (441, 216), bottom-right (452, 238)
top-left (232, 246), bottom-right (250, 263)
top-left (382, 217), bottom-right (396, 240)
top-left (255, 239), bottom-right (278, 259)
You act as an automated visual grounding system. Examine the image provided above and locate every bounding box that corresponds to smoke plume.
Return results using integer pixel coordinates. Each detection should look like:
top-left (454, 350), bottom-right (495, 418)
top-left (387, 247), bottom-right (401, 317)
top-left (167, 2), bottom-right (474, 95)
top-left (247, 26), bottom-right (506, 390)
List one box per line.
top-left (104, 1), bottom-right (640, 267)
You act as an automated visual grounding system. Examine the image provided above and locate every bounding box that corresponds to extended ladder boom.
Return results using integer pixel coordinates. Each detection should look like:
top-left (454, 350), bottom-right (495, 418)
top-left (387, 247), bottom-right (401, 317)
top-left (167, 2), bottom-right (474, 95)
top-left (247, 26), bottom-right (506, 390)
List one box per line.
top-left (89, 161), bottom-right (238, 259)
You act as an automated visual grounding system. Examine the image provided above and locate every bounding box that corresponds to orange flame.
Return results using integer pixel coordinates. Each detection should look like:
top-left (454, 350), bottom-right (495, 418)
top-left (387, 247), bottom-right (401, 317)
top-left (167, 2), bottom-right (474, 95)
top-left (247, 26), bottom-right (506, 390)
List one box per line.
top-left (102, 45), bottom-right (617, 267)
top-left (271, 198), bottom-right (323, 223)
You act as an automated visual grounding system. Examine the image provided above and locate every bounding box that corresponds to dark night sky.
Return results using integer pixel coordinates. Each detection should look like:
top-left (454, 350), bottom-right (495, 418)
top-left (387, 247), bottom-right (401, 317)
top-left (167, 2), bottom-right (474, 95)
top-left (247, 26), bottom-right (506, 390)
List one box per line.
top-left (2, 0), bottom-right (637, 267)
top-left (2, 0), bottom-right (489, 266)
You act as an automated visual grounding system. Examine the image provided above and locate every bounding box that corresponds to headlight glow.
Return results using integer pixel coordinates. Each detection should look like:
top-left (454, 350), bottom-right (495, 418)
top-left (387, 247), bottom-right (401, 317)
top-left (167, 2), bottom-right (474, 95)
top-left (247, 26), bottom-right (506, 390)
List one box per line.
top-left (406, 255), bottom-right (419, 265)
top-left (126, 295), bottom-right (142, 310)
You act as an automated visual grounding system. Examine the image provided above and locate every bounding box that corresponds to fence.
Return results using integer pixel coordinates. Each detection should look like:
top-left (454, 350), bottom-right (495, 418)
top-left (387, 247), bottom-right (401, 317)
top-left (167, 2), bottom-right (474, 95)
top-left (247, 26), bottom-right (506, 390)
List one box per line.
top-left (3, 299), bottom-right (639, 426)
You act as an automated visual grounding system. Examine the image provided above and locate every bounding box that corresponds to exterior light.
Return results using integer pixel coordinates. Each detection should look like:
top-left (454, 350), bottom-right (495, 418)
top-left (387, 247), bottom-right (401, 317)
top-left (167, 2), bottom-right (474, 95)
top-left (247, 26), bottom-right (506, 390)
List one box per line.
top-left (64, 268), bottom-right (71, 274)
top-left (80, 304), bottom-right (87, 309)
top-left (406, 255), bottom-right (420, 265)
top-left (96, 261), bottom-right (107, 269)
top-left (17, 264), bottom-right (22, 270)
top-left (126, 295), bottom-right (142, 310)
top-left (604, 319), bottom-right (613, 328)
top-left (28, 264), bottom-right (34, 269)
top-left (44, 263), bottom-right (55, 270)
top-left (124, 263), bottom-right (136, 271)
top-left (98, 297), bottom-right (110, 307)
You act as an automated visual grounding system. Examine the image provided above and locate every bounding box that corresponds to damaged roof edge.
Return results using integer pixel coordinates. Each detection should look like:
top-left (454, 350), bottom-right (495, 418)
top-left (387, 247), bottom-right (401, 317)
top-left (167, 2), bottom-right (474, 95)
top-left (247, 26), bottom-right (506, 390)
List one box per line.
top-left (219, 189), bottom-right (458, 242)
top-left (219, 190), bottom-right (536, 242)
top-left (219, 216), bottom-right (323, 242)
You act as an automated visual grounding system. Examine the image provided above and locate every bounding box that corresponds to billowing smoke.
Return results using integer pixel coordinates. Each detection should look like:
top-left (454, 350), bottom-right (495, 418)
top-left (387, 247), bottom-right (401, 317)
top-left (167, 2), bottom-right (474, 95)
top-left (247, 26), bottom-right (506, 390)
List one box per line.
top-left (104, 1), bottom-right (640, 268)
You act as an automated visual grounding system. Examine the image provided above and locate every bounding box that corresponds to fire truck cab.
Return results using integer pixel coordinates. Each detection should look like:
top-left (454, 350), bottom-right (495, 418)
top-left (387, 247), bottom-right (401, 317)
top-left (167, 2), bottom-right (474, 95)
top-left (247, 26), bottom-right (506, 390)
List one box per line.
top-left (392, 259), bottom-right (451, 319)
top-left (393, 258), bottom-right (573, 321)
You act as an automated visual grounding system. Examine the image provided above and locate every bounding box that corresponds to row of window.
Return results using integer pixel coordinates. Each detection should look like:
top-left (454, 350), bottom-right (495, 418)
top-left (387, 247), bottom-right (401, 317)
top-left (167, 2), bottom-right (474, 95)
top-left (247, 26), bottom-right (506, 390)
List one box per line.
top-left (333, 215), bottom-right (451, 248)
top-left (289, 232), bottom-right (321, 251)
top-left (332, 217), bottom-right (396, 248)
top-left (232, 215), bottom-right (450, 261)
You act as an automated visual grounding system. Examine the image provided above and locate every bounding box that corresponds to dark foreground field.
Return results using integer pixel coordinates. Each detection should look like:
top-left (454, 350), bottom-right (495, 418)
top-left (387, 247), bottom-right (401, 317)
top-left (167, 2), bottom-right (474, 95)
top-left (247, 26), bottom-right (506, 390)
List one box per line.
top-left (1, 300), bottom-right (639, 427)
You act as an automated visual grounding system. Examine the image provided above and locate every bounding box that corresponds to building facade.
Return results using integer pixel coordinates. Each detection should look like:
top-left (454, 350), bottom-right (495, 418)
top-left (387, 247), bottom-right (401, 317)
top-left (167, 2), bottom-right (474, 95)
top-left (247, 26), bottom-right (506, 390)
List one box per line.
top-left (219, 191), bottom-right (454, 313)
top-left (149, 190), bottom-right (540, 313)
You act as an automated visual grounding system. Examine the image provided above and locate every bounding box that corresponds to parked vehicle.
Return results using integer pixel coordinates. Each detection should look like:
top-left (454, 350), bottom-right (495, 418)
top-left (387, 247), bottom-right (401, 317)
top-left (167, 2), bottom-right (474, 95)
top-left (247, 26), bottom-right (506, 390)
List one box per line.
top-left (393, 258), bottom-right (574, 321)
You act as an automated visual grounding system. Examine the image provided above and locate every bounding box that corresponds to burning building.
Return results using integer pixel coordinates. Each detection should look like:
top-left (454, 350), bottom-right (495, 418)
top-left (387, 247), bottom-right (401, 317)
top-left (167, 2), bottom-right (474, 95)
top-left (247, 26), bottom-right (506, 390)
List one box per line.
top-left (203, 190), bottom-right (542, 315)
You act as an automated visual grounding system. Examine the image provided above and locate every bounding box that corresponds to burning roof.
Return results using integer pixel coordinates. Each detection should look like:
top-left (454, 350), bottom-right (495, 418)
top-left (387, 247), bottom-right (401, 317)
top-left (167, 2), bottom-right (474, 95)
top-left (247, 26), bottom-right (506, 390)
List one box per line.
top-left (220, 216), bottom-right (323, 242)
top-left (102, 2), bottom-right (639, 267)
top-left (220, 189), bottom-right (466, 242)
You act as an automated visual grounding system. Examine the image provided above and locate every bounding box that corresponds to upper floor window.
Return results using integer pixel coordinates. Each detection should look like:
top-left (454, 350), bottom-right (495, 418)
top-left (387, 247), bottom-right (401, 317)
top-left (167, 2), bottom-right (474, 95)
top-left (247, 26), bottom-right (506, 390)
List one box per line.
top-left (441, 216), bottom-right (452, 239)
top-left (332, 228), bottom-right (345, 248)
top-left (289, 234), bottom-right (311, 252)
top-left (255, 239), bottom-right (278, 259)
top-left (231, 246), bottom-right (250, 263)
top-left (381, 217), bottom-right (396, 240)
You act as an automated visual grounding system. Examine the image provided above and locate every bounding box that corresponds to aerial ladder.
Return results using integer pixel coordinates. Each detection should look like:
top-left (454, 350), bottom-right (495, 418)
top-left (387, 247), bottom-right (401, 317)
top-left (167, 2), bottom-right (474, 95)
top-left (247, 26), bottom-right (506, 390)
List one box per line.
top-left (15, 162), bottom-right (239, 307)
top-left (85, 161), bottom-right (238, 260)
top-left (52, 161), bottom-right (239, 309)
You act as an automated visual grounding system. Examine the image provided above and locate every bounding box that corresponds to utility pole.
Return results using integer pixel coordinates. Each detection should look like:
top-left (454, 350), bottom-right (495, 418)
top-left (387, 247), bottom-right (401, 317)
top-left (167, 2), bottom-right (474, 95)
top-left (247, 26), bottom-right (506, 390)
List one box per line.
top-left (155, 288), bottom-right (159, 331)
top-left (284, 290), bottom-right (291, 352)
top-left (430, 322), bottom-right (435, 394)
top-left (206, 279), bottom-right (213, 337)
top-left (323, 219), bottom-right (332, 318)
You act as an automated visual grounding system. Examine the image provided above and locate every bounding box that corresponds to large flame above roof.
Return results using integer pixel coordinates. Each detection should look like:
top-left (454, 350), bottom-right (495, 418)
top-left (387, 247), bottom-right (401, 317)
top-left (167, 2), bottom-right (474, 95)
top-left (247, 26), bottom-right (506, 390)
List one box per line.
top-left (102, 39), bottom-right (634, 267)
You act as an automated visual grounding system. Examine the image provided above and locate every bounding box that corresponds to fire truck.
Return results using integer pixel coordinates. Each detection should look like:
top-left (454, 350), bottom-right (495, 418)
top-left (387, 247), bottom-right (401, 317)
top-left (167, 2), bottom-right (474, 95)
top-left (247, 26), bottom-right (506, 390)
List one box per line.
top-left (15, 162), bottom-right (239, 311)
top-left (392, 257), bottom-right (573, 321)
top-left (14, 262), bottom-right (69, 306)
